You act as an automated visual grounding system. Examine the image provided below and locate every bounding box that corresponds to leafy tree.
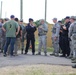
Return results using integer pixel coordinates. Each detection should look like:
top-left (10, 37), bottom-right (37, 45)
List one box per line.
top-left (34, 19), bottom-right (48, 27)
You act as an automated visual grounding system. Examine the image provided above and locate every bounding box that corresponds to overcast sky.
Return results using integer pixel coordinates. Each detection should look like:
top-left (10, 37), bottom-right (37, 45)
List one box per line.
top-left (1, 0), bottom-right (76, 23)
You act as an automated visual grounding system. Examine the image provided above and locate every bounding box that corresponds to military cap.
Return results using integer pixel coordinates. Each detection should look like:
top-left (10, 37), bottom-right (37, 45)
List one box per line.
top-left (70, 16), bottom-right (76, 20)
top-left (65, 16), bottom-right (70, 19)
top-left (52, 18), bottom-right (57, 20)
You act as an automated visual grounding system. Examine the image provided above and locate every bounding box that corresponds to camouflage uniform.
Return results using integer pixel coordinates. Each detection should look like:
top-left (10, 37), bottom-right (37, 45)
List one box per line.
top-left (38, 23), bottom-right (48, 55)
top-left (20, 24), bottom-right (25, 54)
top-left (0, 23), bottom-right (3, 52)
top-left (21, 25), bottom-right (24, 50)
top-left (52, 23), bottom-right (60, 56)
top-left (69, 21), bottom-right (76, 62)
top-left (14, 25), bottom-right (22, 55)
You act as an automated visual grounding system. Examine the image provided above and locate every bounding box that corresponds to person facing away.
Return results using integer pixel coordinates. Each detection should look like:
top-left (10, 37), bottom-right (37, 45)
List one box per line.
top-left (2, 15), bottom-right (19, 57)
top-left (50, 18), bottom-right (60, 56)
top-left (24, 18), bottom-right (37, 55)
top-left (36, 19), bottom-right (48, 56)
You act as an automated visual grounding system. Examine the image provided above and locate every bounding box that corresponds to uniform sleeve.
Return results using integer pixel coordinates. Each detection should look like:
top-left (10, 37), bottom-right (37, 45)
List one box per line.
top-left (55, 24), bottom-right (60, 37)
top-left (23, 26), bottom-right (26, 34)
top-left (3, 23), bottom-right (6, 29)
top-left (42, 23), bottom-right (48, 32)
top-left (68, 24), bottom-right (73, 38)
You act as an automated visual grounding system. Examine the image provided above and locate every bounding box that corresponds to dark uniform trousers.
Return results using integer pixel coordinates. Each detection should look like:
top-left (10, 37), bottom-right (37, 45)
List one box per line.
top-left (62, 36), bottom-right (70, 56)
top-left (25, 34), bottom-right (35, 53)
top-left (59, 36), bottom-right (63, 51)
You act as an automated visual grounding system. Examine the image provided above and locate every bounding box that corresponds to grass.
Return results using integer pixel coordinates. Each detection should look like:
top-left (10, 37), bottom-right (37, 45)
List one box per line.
top-left (20, 38), bottom-right (54, 52)
top-left (35, 38), bottom-right (54, 52)
top-left (0, 65), bottom-right (76, 75)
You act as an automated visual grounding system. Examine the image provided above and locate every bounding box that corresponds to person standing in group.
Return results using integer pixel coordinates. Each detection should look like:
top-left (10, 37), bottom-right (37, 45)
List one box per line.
top-left (69, 16), bottom-right (76, 63)
top-left (0, 18), bottom-right (4, 53)
top-left (60, 16), bottom-right (71, 57)
top-left (14, 18), bottom-right (22, 56)
top-left (1, 18), bottom-right (9, 53)
top-left (50, 18), bottom-right (60, 56)
top-left (19, 19), bottom-right (25, 54)
top-left (24, 18), bottom-right (36, 55)
top-left (58, 21), bottom-right (64, 54)
top-left (36, 19), bottom-right (48, 56)
top-left (2, 15), bottom-right (19, 57)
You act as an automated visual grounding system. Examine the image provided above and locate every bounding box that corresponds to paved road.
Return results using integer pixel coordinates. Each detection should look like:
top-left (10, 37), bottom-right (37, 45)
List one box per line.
top-left (0, 52), bottom-right (73, 67)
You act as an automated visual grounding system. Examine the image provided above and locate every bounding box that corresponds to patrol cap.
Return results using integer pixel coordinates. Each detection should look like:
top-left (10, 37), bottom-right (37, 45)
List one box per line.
top-left (52, 18), bottom-right (57, 20)
top-left (20, 19), bottom-right (23, 22)
top-left (10, 15), bottom-right (15, 18)
top-left (4, 18), bottom-right (9, 21)
top-left (70, 16), bottom-right (76, 20)
top-left (29, 18), bottom-right (34, 22)
top-left (65, 16), bottom-right (70, 20)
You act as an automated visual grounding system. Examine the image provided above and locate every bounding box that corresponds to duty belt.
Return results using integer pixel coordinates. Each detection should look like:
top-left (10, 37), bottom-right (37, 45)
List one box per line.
top-left (38, 34), bottom-right (46, 36)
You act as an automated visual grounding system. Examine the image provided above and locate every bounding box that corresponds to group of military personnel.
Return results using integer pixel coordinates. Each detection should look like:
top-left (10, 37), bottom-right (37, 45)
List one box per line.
top-left (51, 16), bottom-right (76, 68)
top-left (0, 16), bottom-right (25, 56)
top-left (0, 15), bottom-right (76, 68)
top-left (0, 15), bottom-right (48, 57)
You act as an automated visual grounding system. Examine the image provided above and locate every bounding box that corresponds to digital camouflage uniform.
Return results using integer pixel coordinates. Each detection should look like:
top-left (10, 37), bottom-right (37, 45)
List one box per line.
top-left (20, 24), bottom-right (25, 53)
top-left (69, 21), bottom-right (76, 62)
top-left (52, 23), bottom-right (60, 56)
top-left (0, 23), bottom-right (3, 52)
top-left (38, 23), bottom-right (48, 55)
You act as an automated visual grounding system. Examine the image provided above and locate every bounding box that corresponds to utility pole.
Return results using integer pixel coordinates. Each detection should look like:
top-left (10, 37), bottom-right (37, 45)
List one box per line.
top-left (20, 0), bottom-right (23, 19)
top-left (0, 1), bottom-right (2, 18)
top-left (45, 0), bottom-right (47, 21)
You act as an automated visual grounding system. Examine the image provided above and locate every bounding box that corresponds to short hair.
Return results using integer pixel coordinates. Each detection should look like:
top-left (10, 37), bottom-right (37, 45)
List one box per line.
top-left (15, 18), bottom-right (19, 22)
top-left (40, 19), bottom-right (45, 23)
top-left (58, 21), bottom-right (62, 23)
top-left (52, 18), bottom-right (57, 20)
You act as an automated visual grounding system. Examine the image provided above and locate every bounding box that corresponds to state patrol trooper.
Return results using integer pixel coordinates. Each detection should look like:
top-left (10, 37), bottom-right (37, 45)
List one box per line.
top-left (61, 16), bottom-right (71, 57)
top-left (24, 18), bottom-right (37, 55)
top-left (36, 19), bottom-right (48, 56)
top-left (69, 16), bottom-right (76, 63)
top-left (50, 18), bottom-right (60, 56)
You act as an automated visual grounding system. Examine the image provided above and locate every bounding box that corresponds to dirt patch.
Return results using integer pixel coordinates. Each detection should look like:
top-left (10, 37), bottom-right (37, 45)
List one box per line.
top-left (0, 65), bottom-right (76, 75)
